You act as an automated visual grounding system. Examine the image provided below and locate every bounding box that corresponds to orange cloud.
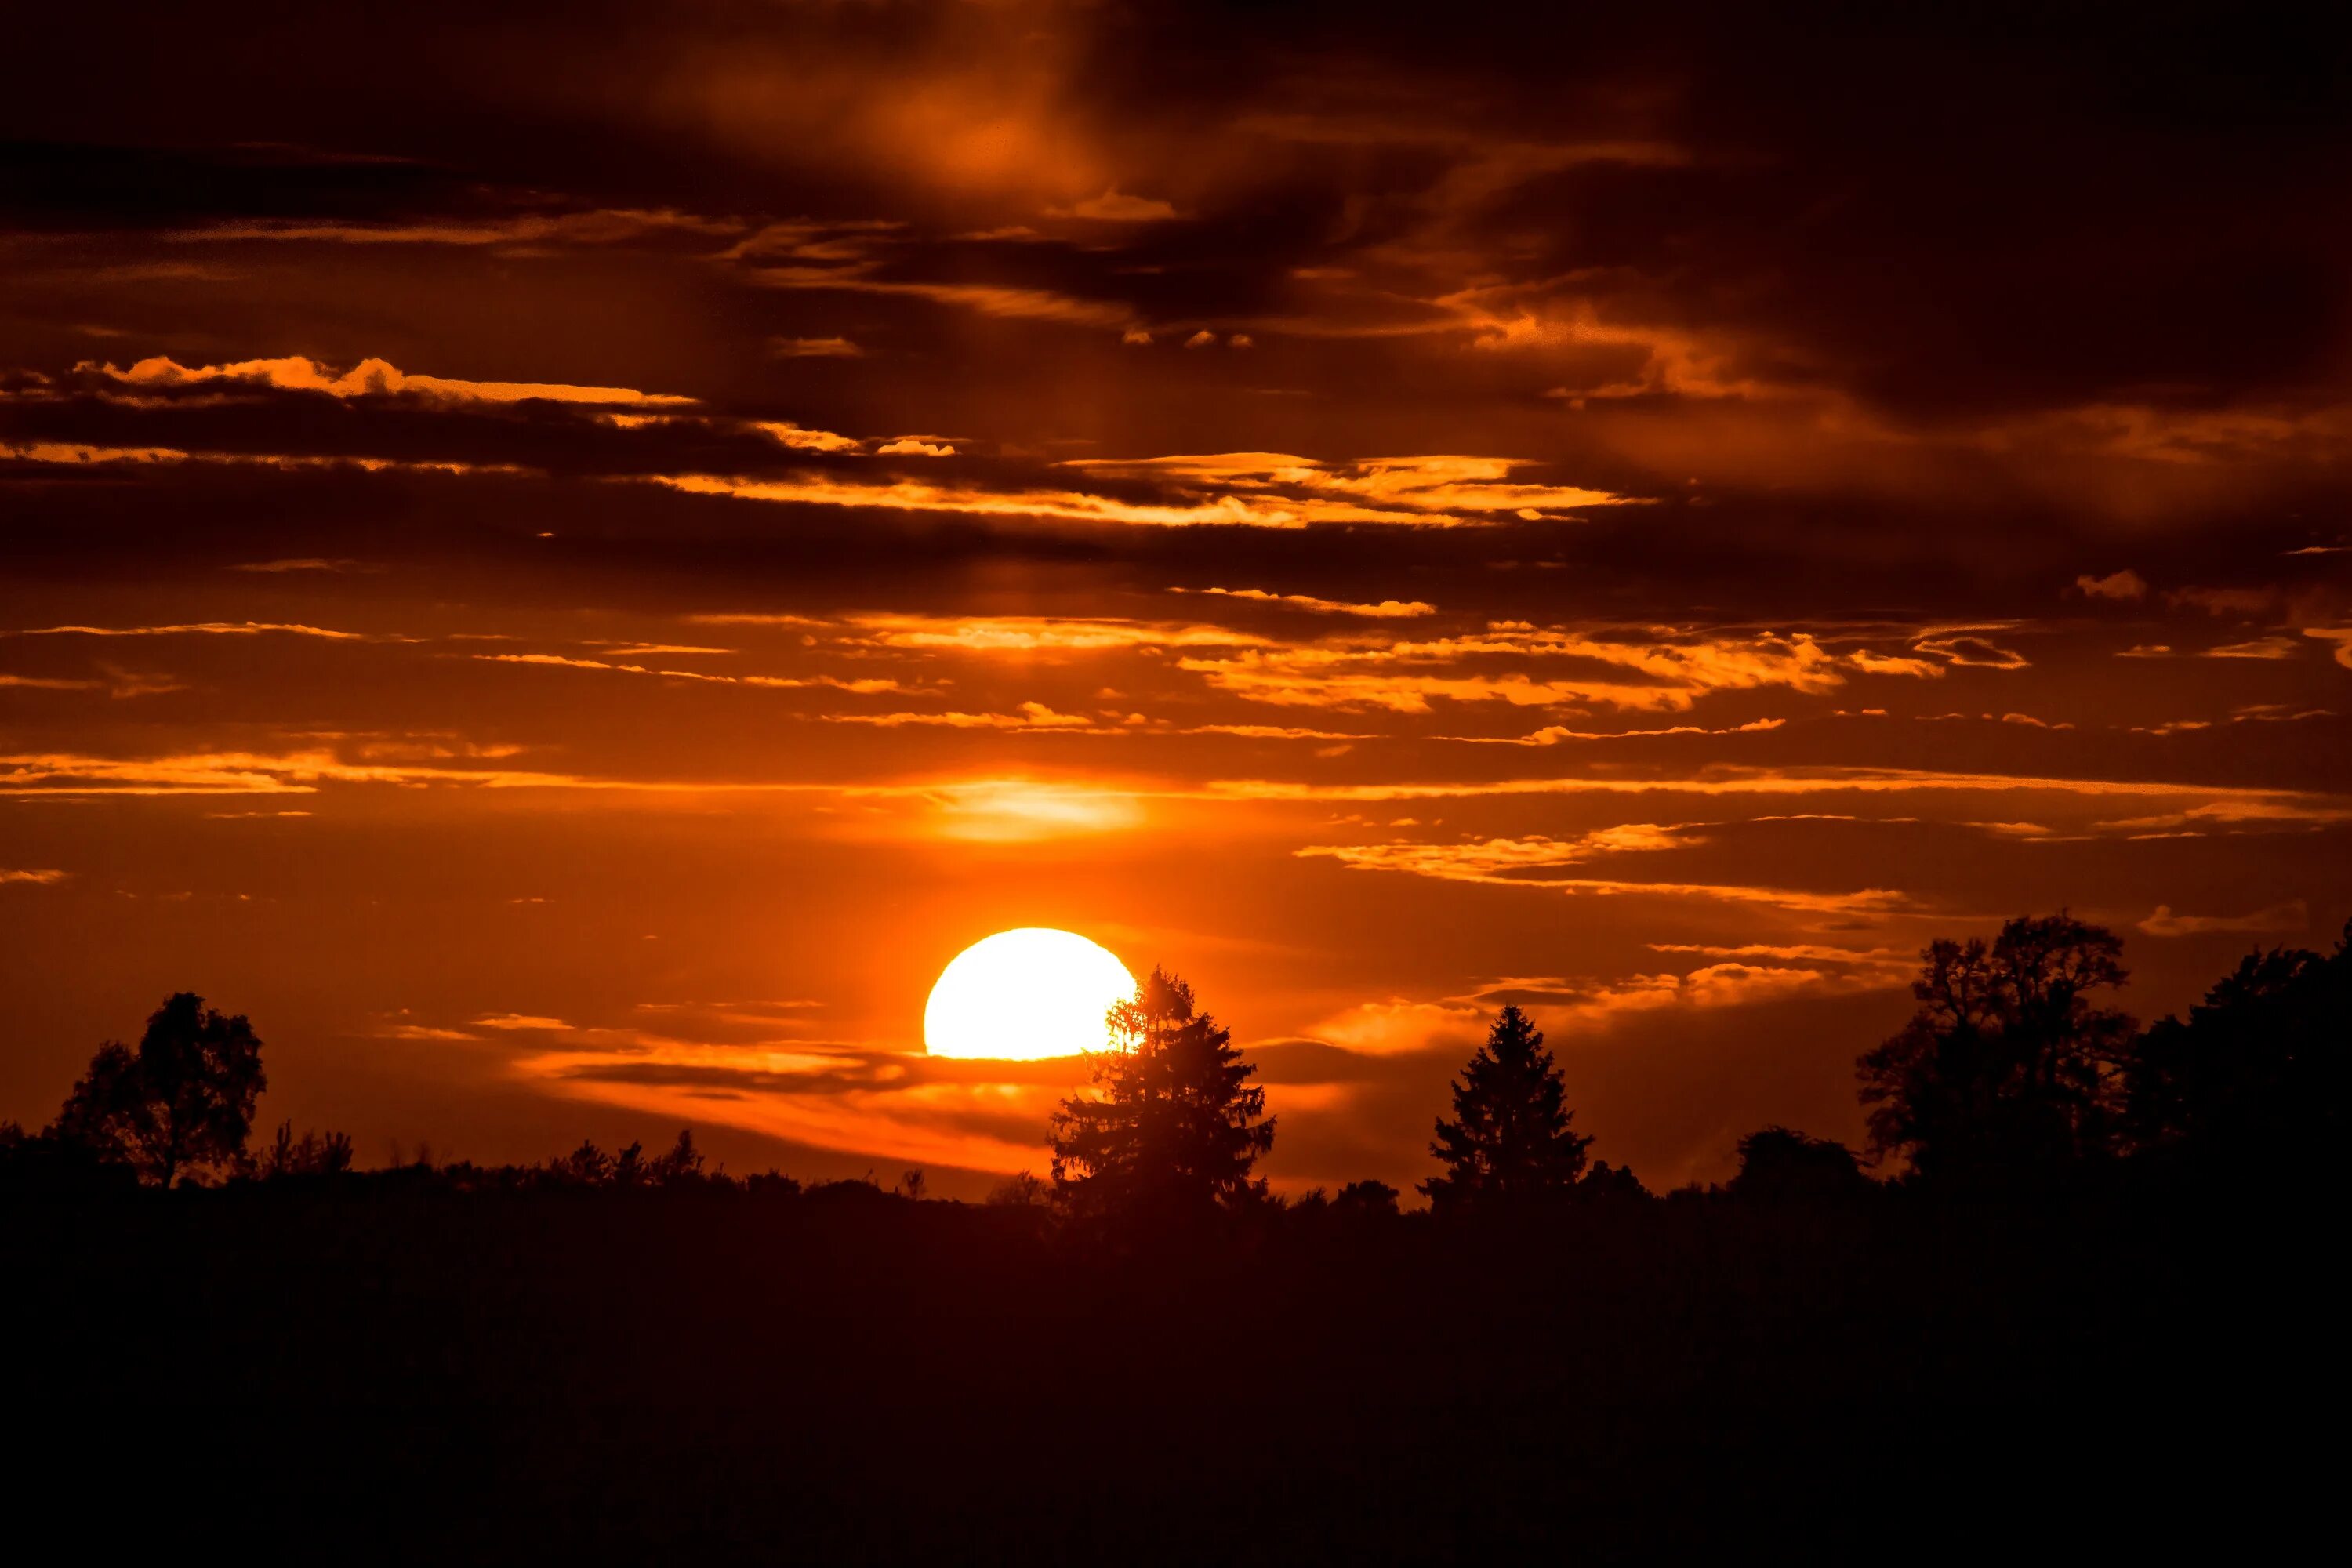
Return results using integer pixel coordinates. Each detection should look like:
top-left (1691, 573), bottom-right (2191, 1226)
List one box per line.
top-left (1049, 189), bottom-right (1179, 222)
top-left (1444, 718), bottom-right (1785, 746)
top-left (2303, 627), bottom-right (2352, 668)
top-left (2074, 569), bottom-right (2148, 601)
top-left (824, 702), bottom-right (1097, 731)
top-left (1178, 627), bottom-right (1869, 713)
top-left (844, 614), bottom-right (1262, 652)
top-left (1065, 452), bottom-right (1627, 522)
top-left (1171, 587), bottom-right (1436, 618)
top-left (750, 268), bottom-right (1140, 329)
top-left (770, 336), bottom-right (864, 358)
top-left (472, 652), bottom-right (912, 694)
top-left (86, 354), bottom-right (694, 407)
top-left (2138, 901), bottom-right (2310, 937)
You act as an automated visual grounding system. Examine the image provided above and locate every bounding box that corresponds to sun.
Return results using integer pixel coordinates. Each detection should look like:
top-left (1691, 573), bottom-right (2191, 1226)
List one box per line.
top-left (924, 928), bottom-right (1136, 1060)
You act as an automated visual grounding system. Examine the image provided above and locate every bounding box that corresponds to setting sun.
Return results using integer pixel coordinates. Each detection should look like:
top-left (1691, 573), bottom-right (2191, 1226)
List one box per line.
top-left (923, 929), bottom-right (1136, 1061)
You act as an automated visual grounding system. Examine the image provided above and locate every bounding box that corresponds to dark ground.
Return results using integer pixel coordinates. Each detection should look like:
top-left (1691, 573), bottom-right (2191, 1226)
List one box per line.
top-left (9, 1181), bottom-right (2336, 1563)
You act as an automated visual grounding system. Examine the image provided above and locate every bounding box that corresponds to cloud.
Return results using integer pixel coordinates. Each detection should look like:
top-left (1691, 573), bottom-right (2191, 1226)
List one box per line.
top-left (85, 354), bottom-right (693, 407)
top-left (755, 421), bottom-right (864, 453)
top-left (173, 209), bottom-right (743, 250)
top-left (2304, 627), bottom-right (2352, 669)
top-left (648, 470), bottom-right (1446, 528)
top-left (1, 673), bottom-right (102, 691)
top-left (1210, 766), bottom-right (2337, 811)
top-left (528, 1040), bottom-right (1081, 1175)
top-left (1063, 452), bottom-right (1628, 524)
top-left (1179, 627), bottom-right (1878, 714)
top-left (1, 868), bottom-right (70, 885)
top-left (2138, 901), bottom-right (2310, 938)
top-left (750, 269), bottom-right (1140, 330)
top-left (1049, 189), bottom-right (1179, 222)
top-left (875, 437), bottom-right (956, 456)
top-left (2166, 586), bottom-right (2278, 616)
top-left (1324, 945), bottom-right (1915, 1048)
top-left (6, 620), bottom-right (381, 641)
top-left (824, 702), bottom-right (1096, 731)
top-left (228, 557), bottom-right (380, 573)
top-left (1916, 635), bottom-right (2031, 670)
top-left (844, 614), bottom-right (1261, 652)
top-left (2074, 569), bottom-right (2148, 601)
top-left (1295, 833), bottom-right (1911, 915)
top-left (1175, 723), bottom-right (1374, 741)
top-left (0, 747), bottom-right (687, 797)
top-left (1443, 718), bottom-right (1785, 746)
top-left (2202, 636), bottom-right (2303, 660)
top-left (893, 779), bottom-right (1146, 840)
top-left (770, 336), bottom-right (864, 358)
top-left (471, 652), bottom-right (911, 694)
top-left (1171, 587), bottom-right (1436, 619)
top-left (0, 665), bottom-right (183, 699)
top-left (1305, 999), bottom-right (1486, 1056)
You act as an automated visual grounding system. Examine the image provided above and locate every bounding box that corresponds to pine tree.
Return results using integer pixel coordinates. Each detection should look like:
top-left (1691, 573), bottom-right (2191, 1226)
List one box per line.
top-left (1048, 967), bottom-right (1275, 1221)
top-left (1422, 1005), bottom-right (1591, 1214)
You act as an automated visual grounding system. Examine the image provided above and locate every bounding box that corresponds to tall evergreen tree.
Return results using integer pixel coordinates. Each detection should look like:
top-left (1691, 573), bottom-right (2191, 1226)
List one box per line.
top-left (1422, 1006), bottom-right (1592, 1213)
top-left (1048, 967), bottom-right (1274, 1221)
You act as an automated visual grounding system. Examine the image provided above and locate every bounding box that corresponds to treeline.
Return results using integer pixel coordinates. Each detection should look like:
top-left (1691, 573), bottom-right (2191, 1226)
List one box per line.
top-left (4, 911), bottom-right (2346, 1210)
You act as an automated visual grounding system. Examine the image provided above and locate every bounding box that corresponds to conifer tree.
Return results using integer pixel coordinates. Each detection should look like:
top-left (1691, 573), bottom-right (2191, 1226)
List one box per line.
top-left (1048, 967), bottom-right (1274, 1221)
top-left (1422, 1006), bottom-right (1591, 1213)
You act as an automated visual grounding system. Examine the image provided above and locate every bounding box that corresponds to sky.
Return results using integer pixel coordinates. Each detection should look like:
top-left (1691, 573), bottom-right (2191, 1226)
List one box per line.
top-left (4, 1), bottom-right (2348, 1195)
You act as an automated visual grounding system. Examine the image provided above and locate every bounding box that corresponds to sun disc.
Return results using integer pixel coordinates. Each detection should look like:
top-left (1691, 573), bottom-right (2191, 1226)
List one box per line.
top-left (924, 928), bottom-right (1135, 1060)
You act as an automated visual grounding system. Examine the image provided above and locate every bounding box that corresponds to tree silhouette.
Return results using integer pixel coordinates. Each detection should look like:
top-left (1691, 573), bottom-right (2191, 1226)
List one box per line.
top-left (1857, 913), bottom-right (2134, 1184)
top-left (1048, 967), bottom-right (1274, 1221)
top-left (551, 1139), bottom-right (613, 1185)
top-left (1333, 1178), bottom-right (1401, 1218)
top-left (1422, 1005), bottom-right (1592, 1213)
top-left (1729, 1127), bottom-right (1871, 1203)
top-left (2124, 920), bottom-right (2350, 1170)
top-left (54, 992), bottom-right (266, 1186)
top-left (1577, 1159), bottom-right (1653, 1203)
top-left (648, 1129), bottom-right (708, 1185)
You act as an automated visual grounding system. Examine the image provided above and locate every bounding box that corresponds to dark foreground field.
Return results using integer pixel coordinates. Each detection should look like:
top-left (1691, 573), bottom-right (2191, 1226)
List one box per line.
top-left (12, 1182), bottom-right (2336, 1563)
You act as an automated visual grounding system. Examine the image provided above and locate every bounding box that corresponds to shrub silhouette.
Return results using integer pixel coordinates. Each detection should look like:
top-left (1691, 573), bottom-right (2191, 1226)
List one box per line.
top-left (1048, 966), bottom-right (1274, 1221)
top-left (256, 1121), bottom-right (355, 1180)
top-left (1423, 1004), bottom-right (1592, 1213)
top-left (0, 1120), bottom-right (140, 1195)
top-left (986, 1171), bottom-right (1050, 1207)
top-left (53, 992), bottom-right (266, 1186)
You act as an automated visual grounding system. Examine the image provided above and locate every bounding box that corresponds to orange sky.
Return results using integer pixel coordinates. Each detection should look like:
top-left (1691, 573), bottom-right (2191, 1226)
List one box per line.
top-left (4, 1), bottom-right (2348, 1194)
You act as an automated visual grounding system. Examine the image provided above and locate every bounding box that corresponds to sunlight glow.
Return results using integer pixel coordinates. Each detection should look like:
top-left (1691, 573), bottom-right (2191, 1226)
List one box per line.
top-left (923, 928), bottom-right (1135, 1060)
